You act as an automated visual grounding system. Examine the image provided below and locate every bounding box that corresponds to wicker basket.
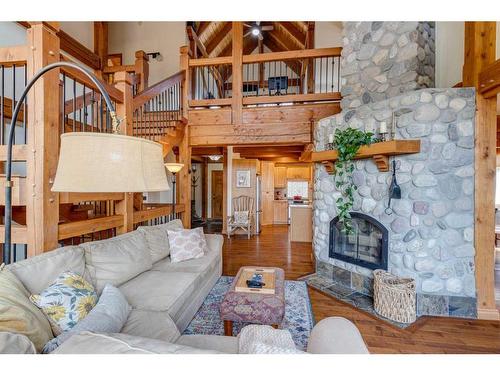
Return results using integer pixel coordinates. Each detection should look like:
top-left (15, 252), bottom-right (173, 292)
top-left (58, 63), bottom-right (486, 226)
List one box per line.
top-left (373, 269), bottom-right (416, 324)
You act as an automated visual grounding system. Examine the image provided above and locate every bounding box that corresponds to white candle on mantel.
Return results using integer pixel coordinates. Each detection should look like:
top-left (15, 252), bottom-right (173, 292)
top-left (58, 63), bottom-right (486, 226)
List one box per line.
top-left (380, 121), bottom-right (387, 134)
top-left (328, 134), bottom-right (334, 144)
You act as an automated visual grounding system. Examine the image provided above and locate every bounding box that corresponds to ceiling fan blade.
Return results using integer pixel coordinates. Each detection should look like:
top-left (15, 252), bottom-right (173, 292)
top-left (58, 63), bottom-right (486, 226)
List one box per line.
top-left (243, 31), bottom-right (252, 38)
top-left (258, 33), bottom-right (264, 41)
top-left (256, 21), bottom-right (261, 26)
top-left (244, 23), bottom-right (253, 28)
top-left (261, 26), bottom-right (274, 31)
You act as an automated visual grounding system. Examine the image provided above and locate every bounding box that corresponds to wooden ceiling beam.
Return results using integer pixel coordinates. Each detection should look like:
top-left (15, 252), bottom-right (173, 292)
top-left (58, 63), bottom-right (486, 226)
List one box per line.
top-left (279, 22), bottom-right (306, 46)
top-left (197, 22), bottom-right (212, 36)
top-left (192, 146), bottom-right (224, 155)
top-left (234, 145), bottom-right (304, 154)
top-left (206, 22), bottom-right (232, 55)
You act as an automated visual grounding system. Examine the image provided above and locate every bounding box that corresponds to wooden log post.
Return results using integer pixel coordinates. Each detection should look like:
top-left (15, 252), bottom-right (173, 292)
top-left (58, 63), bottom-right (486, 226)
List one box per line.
top-left (463, 22), bottom-right (500, 320)
top-left (134, 50), bottom-right (149, 92)
top-left (25, 22), bottom-right (61, 255)
top-left (113, 71), bottom-right (135, 234)
top-left (178, 46), bottom-right (191, 227)
top-left (231, 22), bottom-right (243, 126)
top-left (93, 21), bottom-right (108, 73)
top-left (180, 46), bottom-right (190, 119)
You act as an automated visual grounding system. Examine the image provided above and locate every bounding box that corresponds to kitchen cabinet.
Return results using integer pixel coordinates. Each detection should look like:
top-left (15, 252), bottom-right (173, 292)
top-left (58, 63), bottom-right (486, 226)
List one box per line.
top-left (274, 167), bottom-right (287, 188)
top-left (261, 161), bottom-right (275, 226)
top-left (273, 200), bottom-right (288, 224)
top-left (286, 166), bottom-right (310, 180)
top-left (290, 205), bottom-right (312, 242)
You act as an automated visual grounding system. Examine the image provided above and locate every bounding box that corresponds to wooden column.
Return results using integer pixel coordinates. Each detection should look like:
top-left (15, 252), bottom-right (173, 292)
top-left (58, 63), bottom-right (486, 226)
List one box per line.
top-left (179, 46), bottom-right (191, 227)
top-left (222, 147), bottom-right (228, 234)
top-left (93, 22), bottom-right (108, 72)
top-left (202, 157), bottom-right (208, 219)
top-left (231, 22), bottom-right (243, 125)
top-left (134, 50), bottom-right (149, 92)
top-left (306, 22), bottom-right (315, 94)
top-left (113, 71), bottom-right (134, 234)
top-left (463, 22), bottom-right (499, 320)
top-left (25, 22), bottom-right (60, 255)
top-left (179, 46), bottom-right (190, 119)
top-left (178, 126), bottom-right (191, 228)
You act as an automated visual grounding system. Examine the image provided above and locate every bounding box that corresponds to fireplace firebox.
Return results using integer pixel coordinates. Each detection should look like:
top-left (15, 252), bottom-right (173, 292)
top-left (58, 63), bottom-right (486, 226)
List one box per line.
top-left (329, 212), bottom-right (388, 270)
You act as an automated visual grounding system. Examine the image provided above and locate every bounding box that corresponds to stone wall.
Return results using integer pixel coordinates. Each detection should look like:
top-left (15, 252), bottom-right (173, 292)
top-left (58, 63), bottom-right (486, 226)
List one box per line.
top-left (341, 22), bottom-right (435, 110)
top-left (313, 88), bottom-right (477, 318)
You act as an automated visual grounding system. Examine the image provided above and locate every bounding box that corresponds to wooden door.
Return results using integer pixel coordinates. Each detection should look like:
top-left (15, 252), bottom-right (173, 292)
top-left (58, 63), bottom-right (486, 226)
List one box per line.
top-left (273, 201), bottom-right (288, 224)
top-left (211, 170), bottom-right (223, 219)
top-left (261, 161), bottom-right (275, 225)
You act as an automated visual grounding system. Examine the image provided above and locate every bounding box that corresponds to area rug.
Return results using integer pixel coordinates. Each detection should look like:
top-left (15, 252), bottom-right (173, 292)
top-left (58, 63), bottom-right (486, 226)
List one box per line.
top-left (182, 276), bottom-right (315, 350)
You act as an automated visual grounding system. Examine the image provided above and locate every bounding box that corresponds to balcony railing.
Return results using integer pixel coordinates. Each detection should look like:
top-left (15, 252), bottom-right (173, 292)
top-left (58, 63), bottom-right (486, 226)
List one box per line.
top-left (187, 47), bottom-right (342, 108)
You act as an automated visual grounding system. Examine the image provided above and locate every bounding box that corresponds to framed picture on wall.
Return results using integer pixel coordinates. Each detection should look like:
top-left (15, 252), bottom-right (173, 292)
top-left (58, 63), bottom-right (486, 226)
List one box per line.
top-left (236, 170), bottom-right (251, 188)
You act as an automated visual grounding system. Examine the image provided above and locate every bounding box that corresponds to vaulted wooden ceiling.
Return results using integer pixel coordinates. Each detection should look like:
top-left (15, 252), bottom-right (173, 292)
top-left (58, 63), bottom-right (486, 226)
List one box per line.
top-left (187, 21), bottom-right (315, 59)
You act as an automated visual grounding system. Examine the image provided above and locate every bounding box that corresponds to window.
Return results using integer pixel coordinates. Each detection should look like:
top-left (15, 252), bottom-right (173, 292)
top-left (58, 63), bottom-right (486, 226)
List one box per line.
top-left (287, 180), bottom-right (308, 199)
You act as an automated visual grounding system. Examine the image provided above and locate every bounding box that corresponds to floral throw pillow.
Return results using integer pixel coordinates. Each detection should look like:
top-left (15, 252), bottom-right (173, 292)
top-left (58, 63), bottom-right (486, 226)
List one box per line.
top-left (30, 271), bottom-right (98, 336)
top-left (167, 227), bottom-right (208, 263)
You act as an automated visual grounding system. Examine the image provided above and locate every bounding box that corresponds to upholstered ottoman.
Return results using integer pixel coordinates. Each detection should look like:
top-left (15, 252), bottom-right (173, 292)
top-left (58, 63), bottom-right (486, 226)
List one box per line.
top-left (220, 267), bottom-right (285, 336)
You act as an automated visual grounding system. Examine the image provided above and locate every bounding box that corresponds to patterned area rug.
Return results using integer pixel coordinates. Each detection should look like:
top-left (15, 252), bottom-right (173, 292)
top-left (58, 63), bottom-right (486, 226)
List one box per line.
top-left (183, 276), bottom-right (315, 350)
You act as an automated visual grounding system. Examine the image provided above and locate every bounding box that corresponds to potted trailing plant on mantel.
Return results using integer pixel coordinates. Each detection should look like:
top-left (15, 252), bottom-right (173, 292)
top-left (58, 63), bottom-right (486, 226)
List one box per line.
top-left (331, 128), bottom-right (378, 234)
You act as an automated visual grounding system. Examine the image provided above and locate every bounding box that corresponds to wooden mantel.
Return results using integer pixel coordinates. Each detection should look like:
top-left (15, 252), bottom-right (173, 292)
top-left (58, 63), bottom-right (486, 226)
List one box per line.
top-left (302, 140), bottom-right (421, 173)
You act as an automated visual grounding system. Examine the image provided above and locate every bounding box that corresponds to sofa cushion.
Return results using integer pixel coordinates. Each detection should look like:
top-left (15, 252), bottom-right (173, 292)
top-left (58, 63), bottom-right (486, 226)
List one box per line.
top-left (176, 335), bottom-right (238, 354)
top-left (118, 270), bottom-right (198, 318)
top-left (121, 309), bottom-right (180, 342)
top-left (30, 271), bottom-right (98, 336)
top-left (52, 331), bottom-right (221, 354)
top-left (0, 265), bottom-right (54, 353)
top-left (137, 219), bottom-right (183, 263)
top-left (0, 332), bottom-right (36, 354)
top-left (7, 245), bottom-right (85, 295)
top-left (42, 284), bottom-right (131, 353)
top-left (167, 227), bottom-right (208, 263)
top-left (82, 230), bottom-right (153, 293)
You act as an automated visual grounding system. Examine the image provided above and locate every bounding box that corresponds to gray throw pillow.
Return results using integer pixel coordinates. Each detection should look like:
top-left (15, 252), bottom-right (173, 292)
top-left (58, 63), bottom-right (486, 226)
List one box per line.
top-left (138, 219), bottom-right (184, 263)
top-left (42, 284), bottom-right (131, 353)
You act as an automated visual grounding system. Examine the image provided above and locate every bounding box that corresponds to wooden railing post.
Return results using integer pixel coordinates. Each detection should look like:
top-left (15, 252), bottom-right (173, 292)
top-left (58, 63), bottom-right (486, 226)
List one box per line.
top-left (180, 46), bottom-right (190, 118)
top-left (463, 22), bottom-right (499, 320)
top-left (179, 46), bottom-right (191, 227)
top-left (134, 50), bottom-right (149, 92)
top-left (231, 22), bottom-right (243, 125)
top-left (25, 22), bottom-right (61, 255)
top-left (113, 71), bottom-right (134, 234)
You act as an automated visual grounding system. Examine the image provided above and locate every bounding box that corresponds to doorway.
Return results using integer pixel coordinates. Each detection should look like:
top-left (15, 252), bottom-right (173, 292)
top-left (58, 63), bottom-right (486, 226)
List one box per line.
top-left (211, 170), bottom-right (223, 219)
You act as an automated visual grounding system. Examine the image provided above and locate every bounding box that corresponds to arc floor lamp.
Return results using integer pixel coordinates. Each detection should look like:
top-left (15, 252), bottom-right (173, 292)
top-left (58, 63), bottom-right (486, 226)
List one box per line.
top-left (3, 61), bottom-right (170, 265)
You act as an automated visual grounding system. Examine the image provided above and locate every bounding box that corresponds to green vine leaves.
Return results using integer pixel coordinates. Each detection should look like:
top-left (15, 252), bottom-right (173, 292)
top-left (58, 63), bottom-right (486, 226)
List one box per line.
top-left (331, 128), bottom-right (378, 234)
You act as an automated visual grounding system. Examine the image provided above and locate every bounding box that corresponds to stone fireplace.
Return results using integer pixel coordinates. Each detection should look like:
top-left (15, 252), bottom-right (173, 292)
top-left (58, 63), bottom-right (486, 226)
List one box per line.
top-left (329, 212), bottom-right (388, 271)
top-left (310, 21), bottom-right (477, 319)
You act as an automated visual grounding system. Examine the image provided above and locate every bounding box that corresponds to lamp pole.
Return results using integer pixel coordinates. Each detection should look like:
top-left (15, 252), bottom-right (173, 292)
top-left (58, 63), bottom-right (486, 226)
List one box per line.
top-left (2, 61), bottom-right (118, 265)
top-left (172, 172), bottom-right (177, 216)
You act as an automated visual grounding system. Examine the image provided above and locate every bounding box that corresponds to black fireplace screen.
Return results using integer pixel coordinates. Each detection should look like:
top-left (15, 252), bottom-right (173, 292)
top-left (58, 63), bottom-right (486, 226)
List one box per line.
top-left (329, 212), bottom-right (388, 270)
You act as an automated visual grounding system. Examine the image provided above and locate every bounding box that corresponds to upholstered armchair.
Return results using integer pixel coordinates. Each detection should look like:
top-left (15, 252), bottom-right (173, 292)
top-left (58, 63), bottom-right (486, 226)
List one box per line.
top-left (227, 196), bottom-right (254, 239)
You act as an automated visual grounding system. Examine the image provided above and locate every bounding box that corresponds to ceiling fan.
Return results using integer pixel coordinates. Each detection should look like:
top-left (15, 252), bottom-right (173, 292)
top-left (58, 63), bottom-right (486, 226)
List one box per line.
top-left (243, 22), bottom-right (274, 40)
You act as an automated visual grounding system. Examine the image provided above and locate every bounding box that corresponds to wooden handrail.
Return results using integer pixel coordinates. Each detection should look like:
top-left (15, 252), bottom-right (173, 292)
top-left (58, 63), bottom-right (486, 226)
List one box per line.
top-left (60, 55), bottom-right (124, 103)
top-left (132, 71), bottom-right (185, 109)
top-left (188, 56), bottom-right (232, 67)
top-left (242, 47), bottom-right (342, 63)
top-left (133, 204), bottom-right (185, 224)
top-left (58, 215), bottom-right (124, 240)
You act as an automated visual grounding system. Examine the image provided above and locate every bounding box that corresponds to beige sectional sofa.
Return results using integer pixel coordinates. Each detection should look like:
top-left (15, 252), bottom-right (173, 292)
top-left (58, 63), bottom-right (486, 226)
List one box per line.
top-left (2, 219), bottom-right (369, 354)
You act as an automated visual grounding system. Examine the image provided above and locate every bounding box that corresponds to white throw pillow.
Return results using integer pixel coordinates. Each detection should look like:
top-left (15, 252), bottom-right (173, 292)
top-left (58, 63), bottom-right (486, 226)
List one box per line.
top-left (233, 210), bottom-right (249, 223)
top-left (167, 227), bottom-right (208, 263)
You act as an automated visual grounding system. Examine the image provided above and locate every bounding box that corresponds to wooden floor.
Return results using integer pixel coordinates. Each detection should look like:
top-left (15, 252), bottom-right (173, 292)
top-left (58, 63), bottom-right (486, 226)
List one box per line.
top-left (222, 225), bottom-right (500, 354)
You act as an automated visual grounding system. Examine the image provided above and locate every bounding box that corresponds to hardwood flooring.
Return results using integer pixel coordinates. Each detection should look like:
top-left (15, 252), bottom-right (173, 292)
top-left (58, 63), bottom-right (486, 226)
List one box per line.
top-left (222, 225), bottom-right (500, 354)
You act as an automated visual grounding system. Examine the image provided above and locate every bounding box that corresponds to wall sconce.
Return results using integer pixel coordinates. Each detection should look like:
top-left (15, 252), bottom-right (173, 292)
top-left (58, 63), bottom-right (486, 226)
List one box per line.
top-left (146, 52), bottom-right (163, 62)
